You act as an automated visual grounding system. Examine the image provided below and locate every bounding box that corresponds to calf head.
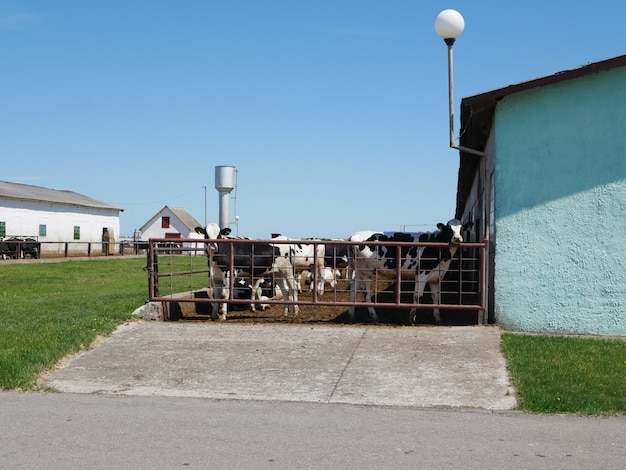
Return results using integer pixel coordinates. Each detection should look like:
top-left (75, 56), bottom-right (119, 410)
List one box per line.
top-left (195, 223), bottom-right (226, 254)
top-left (436, 219), bottom-right (474, 245)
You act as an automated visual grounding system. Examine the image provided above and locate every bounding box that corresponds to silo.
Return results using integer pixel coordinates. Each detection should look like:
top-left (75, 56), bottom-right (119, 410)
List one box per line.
top-left (215, 166), bottom-right (236, 230)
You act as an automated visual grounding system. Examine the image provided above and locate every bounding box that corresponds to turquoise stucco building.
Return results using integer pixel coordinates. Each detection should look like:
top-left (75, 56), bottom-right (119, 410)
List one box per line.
top-left (455, 54), bottom-right (625, 336)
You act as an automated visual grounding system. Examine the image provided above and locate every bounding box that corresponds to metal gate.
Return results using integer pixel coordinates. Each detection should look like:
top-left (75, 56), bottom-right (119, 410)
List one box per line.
top-left (146, 238), bottom-right (488, 324)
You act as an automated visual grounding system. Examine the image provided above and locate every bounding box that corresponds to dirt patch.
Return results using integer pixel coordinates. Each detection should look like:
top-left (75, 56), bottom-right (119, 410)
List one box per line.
top-left (165, 279), bottom-right (481, 327)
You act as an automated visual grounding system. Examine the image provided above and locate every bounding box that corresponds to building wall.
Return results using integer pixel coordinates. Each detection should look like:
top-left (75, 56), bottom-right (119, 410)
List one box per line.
top-left (0, 198), bottom-right (121, 256)
top-left (493, 66), bottom-right (626, 335)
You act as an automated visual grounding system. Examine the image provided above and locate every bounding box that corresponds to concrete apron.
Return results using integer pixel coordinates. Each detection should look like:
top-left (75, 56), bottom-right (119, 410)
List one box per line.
top-left (43, 322), bottom-right (517, 410)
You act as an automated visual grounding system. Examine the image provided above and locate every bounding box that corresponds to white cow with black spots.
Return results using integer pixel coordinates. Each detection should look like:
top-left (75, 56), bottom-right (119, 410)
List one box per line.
top-left (348, 219), bottom-right (473, 324)
top-left (195, 224), bottom-right (299, 321)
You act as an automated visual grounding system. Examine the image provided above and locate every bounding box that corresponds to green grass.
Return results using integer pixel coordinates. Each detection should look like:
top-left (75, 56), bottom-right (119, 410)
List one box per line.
top-left (501, 333), bottom-right (626, 415)
top-left (0, 258), bottom-right (148, 390)
top-left (153, 253), bottom-right (210, 295)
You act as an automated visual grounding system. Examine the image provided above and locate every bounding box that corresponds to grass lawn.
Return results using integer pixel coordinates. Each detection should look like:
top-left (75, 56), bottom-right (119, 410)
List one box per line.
top-left (0, 257), bottom-right (148, 390)
top-left (501, 333), bottom-right (626, 415)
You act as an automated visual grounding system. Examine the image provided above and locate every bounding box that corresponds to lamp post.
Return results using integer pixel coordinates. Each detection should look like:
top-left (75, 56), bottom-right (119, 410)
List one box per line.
top-left (435, 9), bottom-right (487, 158)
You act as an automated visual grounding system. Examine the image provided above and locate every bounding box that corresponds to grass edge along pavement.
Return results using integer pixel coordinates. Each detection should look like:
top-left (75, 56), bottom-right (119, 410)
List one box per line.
top-left (0, 257), bottom-right (147, 390)
top-left (1, 257), bottom-right (625, 415)
top-left (500, 332), bottom-right (626, 415)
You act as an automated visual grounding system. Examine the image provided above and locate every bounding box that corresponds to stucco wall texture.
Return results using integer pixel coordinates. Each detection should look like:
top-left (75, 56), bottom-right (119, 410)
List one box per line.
top-left (493, 66), bottom-right (626, 336)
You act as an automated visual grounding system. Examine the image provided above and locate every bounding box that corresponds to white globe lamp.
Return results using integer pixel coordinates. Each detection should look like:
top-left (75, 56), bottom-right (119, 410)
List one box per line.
top-left (435, 9), bottom-right (465, 45)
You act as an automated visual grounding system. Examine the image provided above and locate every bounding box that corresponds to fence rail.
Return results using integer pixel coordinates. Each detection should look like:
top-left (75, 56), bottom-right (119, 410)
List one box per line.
top-left (0, 240), bottom-right (159, 259)
top-left (146, 237), bottom-right (488, 324)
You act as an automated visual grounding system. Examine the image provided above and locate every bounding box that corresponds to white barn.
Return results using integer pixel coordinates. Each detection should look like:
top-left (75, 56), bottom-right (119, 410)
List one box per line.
top-left (0, 180), bottom-right (123, 257)
top-left (139, 206), bottom-right (203, 242)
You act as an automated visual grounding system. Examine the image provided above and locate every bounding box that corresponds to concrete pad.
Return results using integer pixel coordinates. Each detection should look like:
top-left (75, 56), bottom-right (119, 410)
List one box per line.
top-left (43, 322), bottom-right (516, 410)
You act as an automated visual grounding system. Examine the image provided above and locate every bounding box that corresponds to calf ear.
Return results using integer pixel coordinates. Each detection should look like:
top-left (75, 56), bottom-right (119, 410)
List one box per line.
top-left (194, 226), bottom-right (207, 236)
top-left (220, 228), bottom-right (232, 237)
top-left (437, 223), bottom-right (445, 231)
top-left (463, 222), bottom-right (474, 231)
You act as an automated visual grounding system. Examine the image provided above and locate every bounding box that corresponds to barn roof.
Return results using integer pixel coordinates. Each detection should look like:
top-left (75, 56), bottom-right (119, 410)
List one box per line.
top-left (167, 207), bottom-right (202, 231)
top-left (0, 180), bottom-right (123, 212)
top-left (455, 53), bottom-right (626, 218)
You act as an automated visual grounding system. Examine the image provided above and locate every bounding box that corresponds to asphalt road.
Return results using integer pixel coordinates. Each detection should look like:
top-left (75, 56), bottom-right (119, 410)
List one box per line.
top-left (2, 391), bottom-right (624, 469)
top-left (1, 322), bottom-right (624, 469)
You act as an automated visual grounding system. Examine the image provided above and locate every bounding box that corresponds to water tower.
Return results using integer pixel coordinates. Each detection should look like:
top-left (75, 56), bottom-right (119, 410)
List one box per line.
top-left (215, 165), bottom-right (236, 229)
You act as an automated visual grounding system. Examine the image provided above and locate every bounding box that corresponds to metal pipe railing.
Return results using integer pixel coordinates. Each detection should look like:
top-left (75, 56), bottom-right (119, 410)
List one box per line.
top-left (147, 238), bottom-right (488, 318)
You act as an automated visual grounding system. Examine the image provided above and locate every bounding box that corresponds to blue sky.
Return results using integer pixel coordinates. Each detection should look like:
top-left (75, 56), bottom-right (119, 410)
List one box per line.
top-left (2, 1), bottom-right (625, 239)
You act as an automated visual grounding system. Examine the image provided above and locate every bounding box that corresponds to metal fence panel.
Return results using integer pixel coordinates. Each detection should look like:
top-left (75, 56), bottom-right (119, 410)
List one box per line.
top-left (147, 237), bottom-right (488, 323)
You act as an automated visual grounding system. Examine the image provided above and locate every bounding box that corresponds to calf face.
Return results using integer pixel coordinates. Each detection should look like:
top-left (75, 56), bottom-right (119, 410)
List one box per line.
top-left (195, 223), bottom-right (222, 256)
top-left (434, 219), bottom-right (471, 245)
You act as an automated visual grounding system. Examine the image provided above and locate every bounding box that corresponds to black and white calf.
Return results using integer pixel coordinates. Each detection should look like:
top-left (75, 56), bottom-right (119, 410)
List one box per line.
top-left (270, 236), bottom-right (326, 295)
top-left (348, 219), bottom-right (473, 324)
top-left (298, 267), bottom-right (342, 291)
top-left (0, 239), bottom-right (11, 260)
top-left (195, 223), bottom-right (299, 321)
top-left (324, 243), bottom-right (351, 280)
top-left (232, 278), bottom-right (271, 311)
top-left (1, 237), bottom-right (40, 259)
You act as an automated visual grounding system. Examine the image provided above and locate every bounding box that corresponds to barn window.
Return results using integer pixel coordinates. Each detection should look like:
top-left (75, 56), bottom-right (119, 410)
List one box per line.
top-left (39, 224), bottom-right (47, 237)
top-left (161, 216), bottom-right (170, 229)
top-left (0, 221), bottom-right (5, 237)
top-left (73, 226), bottom-right (80, 240)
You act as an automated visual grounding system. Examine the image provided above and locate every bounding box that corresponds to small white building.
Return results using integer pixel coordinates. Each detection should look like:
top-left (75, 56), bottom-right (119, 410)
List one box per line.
top-left (0, 180), bottom-right (123, 257)
top-left (139, 206), bottom-right (203, 242)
